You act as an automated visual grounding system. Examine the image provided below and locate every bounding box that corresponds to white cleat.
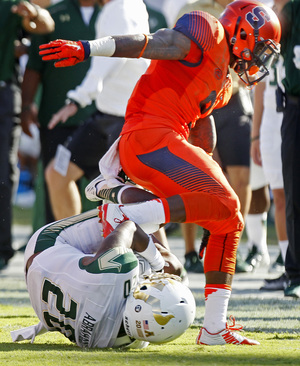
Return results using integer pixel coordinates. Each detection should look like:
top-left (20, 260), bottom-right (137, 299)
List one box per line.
top-left (99, 203), bottom-right (129, 237)
top-left (85, 174), bottom-right (124, 202)
top-left (99, 202), bottom-right (161, 236)
top-left (196, 317), bottom-right (260, 346)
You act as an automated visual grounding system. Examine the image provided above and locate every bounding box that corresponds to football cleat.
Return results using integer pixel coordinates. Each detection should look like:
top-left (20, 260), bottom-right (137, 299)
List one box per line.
top-left (184, 251), bottom-right (204, 273)
top-left (284, 283), bottom-right (300, 298)
top-left (268, 252), bottom-right (285, 273)
top-left (245, 244), bottom-right (270, 272)
top-left (99, 202), bottom-right (161, 236)
top-left (99, 203), bottom-right (129, 237)
top-left (260, 273), bottom-right (288, 291)
top-left (196, 316), bottom-right (260, 345)
top-left (85, 174), bottom-right (124, 202)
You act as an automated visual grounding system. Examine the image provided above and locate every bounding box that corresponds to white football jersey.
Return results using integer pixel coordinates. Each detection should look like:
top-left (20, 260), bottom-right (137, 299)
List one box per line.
top-left (13, 209), bottom-right (148, 348)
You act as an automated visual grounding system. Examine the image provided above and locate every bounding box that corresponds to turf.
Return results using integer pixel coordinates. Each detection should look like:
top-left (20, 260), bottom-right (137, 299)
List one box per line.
top-left (5, 213), bottom-right (300, 364)
top-left (1, 296), bottom-right (300, 366)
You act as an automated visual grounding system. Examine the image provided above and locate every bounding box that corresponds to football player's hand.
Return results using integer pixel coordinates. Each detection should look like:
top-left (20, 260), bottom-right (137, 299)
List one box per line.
top-left (48, 104), bottom-right (78, 130)
top-left (39, 39), bottom-right (89, 67)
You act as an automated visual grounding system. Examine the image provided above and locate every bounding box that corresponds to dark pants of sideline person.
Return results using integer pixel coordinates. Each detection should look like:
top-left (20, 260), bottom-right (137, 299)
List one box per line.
top-left (281, 95), bottom-right (300, 285)
top-left (0, 82), bottom-right (22, 264)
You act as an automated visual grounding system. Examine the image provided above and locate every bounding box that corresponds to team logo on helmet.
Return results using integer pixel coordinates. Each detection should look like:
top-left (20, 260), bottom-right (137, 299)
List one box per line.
top-left (123, 273), bottom-right (196, 344)
top-left (246, 6), bottom-right (271, 30)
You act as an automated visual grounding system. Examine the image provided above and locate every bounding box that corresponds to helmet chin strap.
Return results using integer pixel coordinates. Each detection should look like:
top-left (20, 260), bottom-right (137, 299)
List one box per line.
top-left (253, 19), bottom-right (259, 43)
top-left (229, 16), bottom-right (241, 68)
top-left (230, 16), bottom-right (241, 48)
top-left (231, 18), bottom-right (261, 86)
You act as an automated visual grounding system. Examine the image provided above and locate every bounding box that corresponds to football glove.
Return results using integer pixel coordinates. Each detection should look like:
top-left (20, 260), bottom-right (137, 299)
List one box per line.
top-left (39, 39), bottom-right (90, 67)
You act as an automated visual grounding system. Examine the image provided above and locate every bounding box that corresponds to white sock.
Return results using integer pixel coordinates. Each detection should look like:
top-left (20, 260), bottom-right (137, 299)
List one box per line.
top-left (138, 236), bottom-right (165, 272)
top-left (279, 240), bottom-right (288, 263)
top-left (245, 212), bottom-right (268, 254)
top-left (203, 285), bottom-right (231, 333)
top-left (121, 199), bottom-right (166, 226)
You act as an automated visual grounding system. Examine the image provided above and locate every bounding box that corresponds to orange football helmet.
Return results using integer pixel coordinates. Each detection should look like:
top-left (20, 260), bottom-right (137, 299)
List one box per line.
top-left (219, 0), bottom-right (281, 86)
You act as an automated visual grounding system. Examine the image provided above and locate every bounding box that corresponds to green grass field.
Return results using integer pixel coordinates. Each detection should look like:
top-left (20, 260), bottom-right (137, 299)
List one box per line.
top-left (1, 308), bottom-right (300, 366)
top-left (1, 293), bottom-right (300, 366)
top-left (6, 205), bottom-right (300, 365)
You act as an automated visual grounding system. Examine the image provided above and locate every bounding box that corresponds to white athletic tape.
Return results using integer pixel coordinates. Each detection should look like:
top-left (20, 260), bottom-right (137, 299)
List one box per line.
top-left (89, 36), bottom-right (116, 57)
top-left (138, 236), bottom-right (165, 272)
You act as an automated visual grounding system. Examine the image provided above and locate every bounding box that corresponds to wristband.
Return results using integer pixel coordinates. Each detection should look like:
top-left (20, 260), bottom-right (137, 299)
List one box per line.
top-left (65, 98), bottom-right (80, 108)
top-left (251, 135), bottom-right (260, 142)
top-left (137, 34), bottom-right (149, 58)
top-left (80, 40), bottom-right (91, 60)
top-left (89, 36), bottom-right (116, 57)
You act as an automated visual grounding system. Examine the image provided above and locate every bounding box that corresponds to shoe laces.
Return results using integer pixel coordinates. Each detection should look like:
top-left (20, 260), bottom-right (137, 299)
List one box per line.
top-left (113, 205), bottom-right (128, 224)
top-left (226, 315), bottom-right (243, 332)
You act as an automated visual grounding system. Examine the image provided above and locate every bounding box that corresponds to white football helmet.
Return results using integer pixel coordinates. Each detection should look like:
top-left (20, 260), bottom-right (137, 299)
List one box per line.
top-left (123, 273), bottom-right (196, 344)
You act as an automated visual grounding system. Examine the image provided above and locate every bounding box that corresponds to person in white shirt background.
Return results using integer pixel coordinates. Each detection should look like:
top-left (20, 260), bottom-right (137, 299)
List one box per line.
top-left (44, 0), bottom-right (150, 220)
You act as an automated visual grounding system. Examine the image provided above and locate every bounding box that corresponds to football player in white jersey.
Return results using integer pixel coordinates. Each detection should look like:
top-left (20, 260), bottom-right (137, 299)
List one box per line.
top-left (11, 209), bottom-right (195, 348)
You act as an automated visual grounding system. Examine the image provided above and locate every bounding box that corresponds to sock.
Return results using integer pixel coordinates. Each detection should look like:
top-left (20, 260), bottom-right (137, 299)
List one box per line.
top-left (279, 240), bottom-right (288, 263)
top-left (138, 236), bottom-right (165, 272)
top-left (245, 212), bottom-right (268, 254)
top-left (203, 284), bottom-right (231, 333)
top-left (99, 185), bottom-right (125, 203)
top-left (120, 198), bottom-right (169, 234)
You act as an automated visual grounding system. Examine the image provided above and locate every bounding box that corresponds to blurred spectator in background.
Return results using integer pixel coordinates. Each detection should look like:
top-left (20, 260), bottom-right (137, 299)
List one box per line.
top-left (251, 54), bottom-right (288, 291)
top-left (275, 0), bottom-right (300, 298)
top-left (0, 0), bottom-right (54, 270)
top-left (15, 123), bottom-right (41, 209)
top-left (43, 0), bottom-right (149, 220)
top-left (20, 0), bottom-right (100, 231)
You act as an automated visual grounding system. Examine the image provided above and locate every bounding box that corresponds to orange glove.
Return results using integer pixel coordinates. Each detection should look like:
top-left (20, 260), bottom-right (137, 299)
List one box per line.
top-left (39, 39), bottom-right (90, 67)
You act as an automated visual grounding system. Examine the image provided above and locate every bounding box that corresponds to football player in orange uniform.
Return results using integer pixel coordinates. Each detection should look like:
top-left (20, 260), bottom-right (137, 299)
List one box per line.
top-left (39, 0), bottom-right (281, 345)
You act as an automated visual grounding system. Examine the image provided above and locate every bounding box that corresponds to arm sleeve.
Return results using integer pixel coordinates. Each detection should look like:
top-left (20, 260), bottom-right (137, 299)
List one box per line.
top-left (11, 322), bottom-right (48, 343)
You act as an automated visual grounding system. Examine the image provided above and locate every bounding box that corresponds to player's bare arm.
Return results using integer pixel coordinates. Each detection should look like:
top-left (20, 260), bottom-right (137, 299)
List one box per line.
top-left (39, 29), bottom-right (191, 67)
top-left (113, 29), bottom-right (191, 60)
top-left (81, 220), bottom-right (182, 275)
top-left (81, 221), bottom-right (165, 273)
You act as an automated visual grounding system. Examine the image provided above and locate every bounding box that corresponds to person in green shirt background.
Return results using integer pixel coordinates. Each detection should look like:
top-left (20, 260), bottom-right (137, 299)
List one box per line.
top-left (275, 0), bottom-right (300, 298)
top-left (0, 0), bottom-right (54, 269)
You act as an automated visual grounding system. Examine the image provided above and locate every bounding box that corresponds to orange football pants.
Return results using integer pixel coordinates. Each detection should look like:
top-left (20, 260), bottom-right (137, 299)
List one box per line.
top-left (119, 128), bottom-right (244, 274)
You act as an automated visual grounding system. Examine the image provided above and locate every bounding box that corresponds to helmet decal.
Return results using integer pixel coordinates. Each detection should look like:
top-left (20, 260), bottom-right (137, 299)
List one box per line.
top-left (246, 6), bottom-right (271, 30)
top-left (133, 284), bottom-right (175, 325)
top-left (123, 273), bottom-right (196, 344)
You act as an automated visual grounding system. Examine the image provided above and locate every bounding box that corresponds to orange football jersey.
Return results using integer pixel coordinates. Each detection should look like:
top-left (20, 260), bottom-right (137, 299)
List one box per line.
top-left (122, 11), bottom-right (232, 139)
